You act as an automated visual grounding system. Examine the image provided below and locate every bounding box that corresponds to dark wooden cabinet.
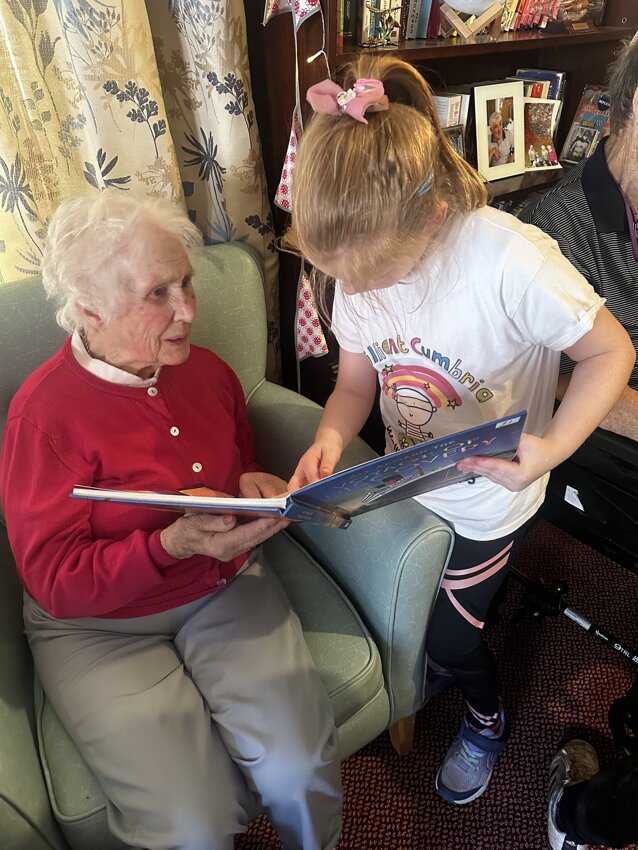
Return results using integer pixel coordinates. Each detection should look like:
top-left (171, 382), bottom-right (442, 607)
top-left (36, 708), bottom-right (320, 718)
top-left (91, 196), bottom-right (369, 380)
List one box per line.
top-left (244, 2), bottom-right (633, 411)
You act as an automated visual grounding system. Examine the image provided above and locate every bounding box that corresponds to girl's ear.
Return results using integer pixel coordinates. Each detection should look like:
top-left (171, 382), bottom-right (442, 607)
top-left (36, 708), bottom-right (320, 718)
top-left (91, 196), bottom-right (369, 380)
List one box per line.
top-left (431, 201), bottom-right (449, 229)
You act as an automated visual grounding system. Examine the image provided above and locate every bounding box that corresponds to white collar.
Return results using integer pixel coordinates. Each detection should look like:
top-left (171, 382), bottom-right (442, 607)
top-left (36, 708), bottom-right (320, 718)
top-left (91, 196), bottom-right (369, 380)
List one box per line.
top-left (71, 330), bottom-right (160, 388)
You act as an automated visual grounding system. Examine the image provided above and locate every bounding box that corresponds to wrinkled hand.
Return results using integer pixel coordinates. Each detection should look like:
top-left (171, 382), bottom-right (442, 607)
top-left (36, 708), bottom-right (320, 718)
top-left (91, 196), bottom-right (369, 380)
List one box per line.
top-left (239, 471), bottom-right (289, 499)
top-left (456, 432), bottom-right (554, 492)
top-left (160, 512), bottom-right (289, 561)
top-left (287, 437), bottom-right (342, 492)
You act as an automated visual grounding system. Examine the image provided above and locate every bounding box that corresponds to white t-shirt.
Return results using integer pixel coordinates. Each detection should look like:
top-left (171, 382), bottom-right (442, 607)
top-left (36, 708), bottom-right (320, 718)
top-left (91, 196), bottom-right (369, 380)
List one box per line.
top-left (331, 206), bottom-right (604, 540)
top-left (489, 129), bottom-right (512, 165)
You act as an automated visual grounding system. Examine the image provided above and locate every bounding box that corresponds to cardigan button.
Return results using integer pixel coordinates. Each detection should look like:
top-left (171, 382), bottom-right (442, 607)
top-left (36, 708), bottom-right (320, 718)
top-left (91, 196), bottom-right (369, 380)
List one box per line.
top-left (192, 462), bottom-right (202, 473)
top-left (147, 387), bottom-right (158, 396)
top-left (170, 426), bottom-right (180, 436)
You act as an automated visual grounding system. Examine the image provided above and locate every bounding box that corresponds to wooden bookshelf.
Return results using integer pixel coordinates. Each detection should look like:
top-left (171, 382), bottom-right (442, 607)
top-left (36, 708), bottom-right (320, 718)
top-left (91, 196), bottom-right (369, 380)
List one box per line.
top-left (243, 2), bottom-right (633, 395)
top-left (333, 26), bottom-right (634, 65)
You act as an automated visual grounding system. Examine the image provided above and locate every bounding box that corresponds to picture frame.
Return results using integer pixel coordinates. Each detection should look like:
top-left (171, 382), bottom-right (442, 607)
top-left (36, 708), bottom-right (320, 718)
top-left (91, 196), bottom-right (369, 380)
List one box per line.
top-left (523, 98), bottom-right (562, 171)
top-left (443, 123), bottom-right (466, 160)
top-left (474, 80), bottom-right (526, 181)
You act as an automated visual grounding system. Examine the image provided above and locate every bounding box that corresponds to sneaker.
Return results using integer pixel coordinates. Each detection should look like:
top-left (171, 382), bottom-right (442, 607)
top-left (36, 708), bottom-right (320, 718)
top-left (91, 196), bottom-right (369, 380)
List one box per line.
top-left (547, 740), bottom-right (600, 850)
top-left (435, 716), bottom-right (508, 804)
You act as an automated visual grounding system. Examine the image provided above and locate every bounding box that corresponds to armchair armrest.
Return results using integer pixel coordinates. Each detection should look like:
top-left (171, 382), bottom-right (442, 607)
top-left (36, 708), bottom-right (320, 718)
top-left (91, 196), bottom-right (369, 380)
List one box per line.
top-left (247, 382), bottom-right (454, 723)
top-left (0, 530), bottom-right (67, 850)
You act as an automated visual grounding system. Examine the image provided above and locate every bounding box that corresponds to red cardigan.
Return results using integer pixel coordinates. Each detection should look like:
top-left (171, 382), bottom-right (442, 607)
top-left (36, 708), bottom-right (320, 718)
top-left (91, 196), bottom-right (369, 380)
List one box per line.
top-left (0, 340), bottom-right (262, 619)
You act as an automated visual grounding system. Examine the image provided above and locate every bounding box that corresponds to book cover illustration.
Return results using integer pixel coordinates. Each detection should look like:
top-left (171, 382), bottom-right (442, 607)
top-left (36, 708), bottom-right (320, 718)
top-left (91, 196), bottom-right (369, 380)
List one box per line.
top-left (524, 98), bottom-right (561, 170)
top-left (71, 412), bottom-right (527, 530)
top-left (559, 83), bottom-right (610, 161)
top-left (561, 124), bottom-right (599, 164)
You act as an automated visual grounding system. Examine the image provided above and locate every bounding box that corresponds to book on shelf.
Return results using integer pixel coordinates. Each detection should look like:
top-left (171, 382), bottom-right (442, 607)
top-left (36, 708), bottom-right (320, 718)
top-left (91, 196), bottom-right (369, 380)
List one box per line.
top-left (415, 0), bottom-right (433, 38)
top-left (71, 412), bottom-right (528, 531)
top-left (501, 0), bottom-right (523, 30)
top-left (433, 92), bottom-right (464, 128)
top-left (340, 0), bottom-right (359, 40)
top-left (559, 82), bottom-right (610, 162)
top-left (426, 0), bottom-right (442, 37)
top-left (511, 77), bottom-right (551, 99)
top-left (357, 1), bottom-right (373, 43)
top-left (400, 0), bottom-right (422, 38)
top-left (515, 69), bottom-right (566, 102)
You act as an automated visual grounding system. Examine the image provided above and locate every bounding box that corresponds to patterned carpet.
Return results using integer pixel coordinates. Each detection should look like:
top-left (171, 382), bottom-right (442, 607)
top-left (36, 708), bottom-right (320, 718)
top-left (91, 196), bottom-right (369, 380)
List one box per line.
top-left (237, 520), bottom-right (638, 850)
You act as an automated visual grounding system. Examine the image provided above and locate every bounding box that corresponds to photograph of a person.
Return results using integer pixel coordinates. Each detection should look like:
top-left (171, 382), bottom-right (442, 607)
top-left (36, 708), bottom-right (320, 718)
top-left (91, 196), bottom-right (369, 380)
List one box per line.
top-left (562, 124), bottom-right (599, 164)
top-left (487, 99), bottom-right (515, 167)
top-left (523, 98), bottom-right (562, 171)
top-left (475, 80), bottom-right (525, 180)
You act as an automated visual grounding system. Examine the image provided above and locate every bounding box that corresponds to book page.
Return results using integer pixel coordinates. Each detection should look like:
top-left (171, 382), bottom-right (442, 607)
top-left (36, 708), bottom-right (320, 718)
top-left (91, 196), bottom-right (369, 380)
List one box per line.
top-left (71, 486), bottom-right (288, 518)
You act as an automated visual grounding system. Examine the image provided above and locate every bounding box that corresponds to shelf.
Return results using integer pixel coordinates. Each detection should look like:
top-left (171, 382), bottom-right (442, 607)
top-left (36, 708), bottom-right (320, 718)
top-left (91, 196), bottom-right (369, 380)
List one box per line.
top-left (335, 25), bottom-right (634, 65)
top-left (487, 165), bottom-right (572, 198)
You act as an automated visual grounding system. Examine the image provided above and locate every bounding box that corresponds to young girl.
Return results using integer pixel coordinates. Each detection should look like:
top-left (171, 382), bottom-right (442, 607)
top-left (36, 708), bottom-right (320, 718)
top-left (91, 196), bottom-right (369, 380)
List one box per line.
top-left (288, 56), bottom-right (635, 806)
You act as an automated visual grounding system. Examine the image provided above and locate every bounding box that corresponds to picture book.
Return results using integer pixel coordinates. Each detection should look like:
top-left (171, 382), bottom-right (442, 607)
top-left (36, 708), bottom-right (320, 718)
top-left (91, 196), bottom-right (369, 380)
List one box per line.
top-left (71, 412), bottom-right (528, 530)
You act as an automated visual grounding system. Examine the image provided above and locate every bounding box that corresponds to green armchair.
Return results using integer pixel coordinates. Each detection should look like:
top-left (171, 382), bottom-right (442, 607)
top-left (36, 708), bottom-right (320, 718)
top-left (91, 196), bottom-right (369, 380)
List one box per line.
top-left (0, 243), bottom-right (454, 850)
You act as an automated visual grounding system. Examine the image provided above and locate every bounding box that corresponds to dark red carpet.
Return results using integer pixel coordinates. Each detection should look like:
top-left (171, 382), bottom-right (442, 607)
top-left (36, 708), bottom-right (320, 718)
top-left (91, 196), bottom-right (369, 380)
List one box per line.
top-left (237, 520), bottom-right (638, 849)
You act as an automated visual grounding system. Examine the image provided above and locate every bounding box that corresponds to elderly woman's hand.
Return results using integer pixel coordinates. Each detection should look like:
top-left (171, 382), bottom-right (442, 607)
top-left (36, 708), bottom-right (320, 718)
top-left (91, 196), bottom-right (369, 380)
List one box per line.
top-left (160, 513), bottom-right (289, 562)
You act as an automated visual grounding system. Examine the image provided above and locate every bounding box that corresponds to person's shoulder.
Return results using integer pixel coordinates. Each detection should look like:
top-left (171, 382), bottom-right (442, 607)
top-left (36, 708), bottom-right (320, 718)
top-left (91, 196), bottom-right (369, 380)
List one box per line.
top-left (186, 344), bottom-right (242, 386)
top-left (188, 343), bottom-right (231, 368)
top-left (468, 206), bottom-right (555, 256)
top-left (8, 343), bottom-right (70, 420)
top-left (463, 206), bottom-right (574, 282)
top-left (519, 163), bottom-right (586, 226)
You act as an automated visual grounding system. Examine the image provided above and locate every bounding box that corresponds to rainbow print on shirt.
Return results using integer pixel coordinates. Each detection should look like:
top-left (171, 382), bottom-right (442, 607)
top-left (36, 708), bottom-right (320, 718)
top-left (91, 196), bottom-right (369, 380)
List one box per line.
top-left (381, 364), bottom-right (463, 448)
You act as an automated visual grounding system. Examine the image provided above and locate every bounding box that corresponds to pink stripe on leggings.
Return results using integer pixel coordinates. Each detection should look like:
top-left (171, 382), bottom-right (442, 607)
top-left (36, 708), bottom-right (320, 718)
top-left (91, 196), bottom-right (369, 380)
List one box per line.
top-left (443, 541), bottom-right (513, 578)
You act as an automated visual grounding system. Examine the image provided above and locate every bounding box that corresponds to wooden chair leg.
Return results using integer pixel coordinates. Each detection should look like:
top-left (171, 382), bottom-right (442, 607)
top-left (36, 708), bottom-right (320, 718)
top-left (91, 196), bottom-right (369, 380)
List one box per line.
top-left (389, 714), bottom-right (416, 756)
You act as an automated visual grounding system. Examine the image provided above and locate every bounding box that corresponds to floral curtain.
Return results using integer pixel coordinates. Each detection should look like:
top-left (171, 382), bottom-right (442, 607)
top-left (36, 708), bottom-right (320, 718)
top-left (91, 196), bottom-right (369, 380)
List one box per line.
top-left (0, 0), bottom-right (280, 378)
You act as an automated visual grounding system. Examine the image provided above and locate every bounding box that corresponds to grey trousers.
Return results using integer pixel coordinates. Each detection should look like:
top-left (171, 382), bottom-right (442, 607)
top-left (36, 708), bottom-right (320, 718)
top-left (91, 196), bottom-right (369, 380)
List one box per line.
top-left (24, 551), bottom-right (342, 850)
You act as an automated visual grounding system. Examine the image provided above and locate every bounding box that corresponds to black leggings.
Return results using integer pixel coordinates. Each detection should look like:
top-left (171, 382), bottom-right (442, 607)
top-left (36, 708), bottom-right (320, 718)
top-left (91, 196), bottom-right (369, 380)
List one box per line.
top-left (557, 754), bottom-right (638, 848)
top-left (425, 518), bottom-right (534, 717)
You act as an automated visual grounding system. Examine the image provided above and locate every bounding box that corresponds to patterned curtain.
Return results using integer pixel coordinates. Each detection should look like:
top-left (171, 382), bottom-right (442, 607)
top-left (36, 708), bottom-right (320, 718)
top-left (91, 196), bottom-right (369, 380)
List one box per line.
top-left (0, 0), bottom-right (280, 378)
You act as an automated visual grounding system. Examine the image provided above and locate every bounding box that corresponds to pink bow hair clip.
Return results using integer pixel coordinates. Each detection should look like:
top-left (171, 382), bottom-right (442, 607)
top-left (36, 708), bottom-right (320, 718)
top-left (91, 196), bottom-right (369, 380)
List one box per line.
top-left (306, 78), bottom-right (389, 124)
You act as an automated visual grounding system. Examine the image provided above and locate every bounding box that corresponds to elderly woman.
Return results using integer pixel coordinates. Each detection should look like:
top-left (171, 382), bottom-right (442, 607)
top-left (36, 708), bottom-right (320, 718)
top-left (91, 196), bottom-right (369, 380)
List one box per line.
top-left (488, 110), bottom-right (514, 166)
top-left (0, 192), bottom-right (342, 850)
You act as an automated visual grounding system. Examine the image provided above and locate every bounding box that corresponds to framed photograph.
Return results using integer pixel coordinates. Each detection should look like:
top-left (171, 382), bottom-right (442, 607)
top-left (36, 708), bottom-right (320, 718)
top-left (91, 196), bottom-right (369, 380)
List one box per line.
top-left (557, 0), bottom-right (606, 26)
top-left (523, 98), bottom-right (562, 171)
top-left (443, 123), bottom-right (466, 160)
top-left (560, 124), bottom-right (600, 164)
top-left (474, 80), bottom-right (525, 181)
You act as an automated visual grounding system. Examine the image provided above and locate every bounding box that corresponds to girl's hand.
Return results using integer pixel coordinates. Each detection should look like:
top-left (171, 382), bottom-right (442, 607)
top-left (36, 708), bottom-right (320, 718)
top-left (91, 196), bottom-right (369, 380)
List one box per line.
top-left (456, 433), bottom-right (555, 492)
top-left (160, 512), bottom-right (289, 561)
top-left (287, 437), bottom-right (343, 492)
top-left (239, 471), bottom-right (289, 499)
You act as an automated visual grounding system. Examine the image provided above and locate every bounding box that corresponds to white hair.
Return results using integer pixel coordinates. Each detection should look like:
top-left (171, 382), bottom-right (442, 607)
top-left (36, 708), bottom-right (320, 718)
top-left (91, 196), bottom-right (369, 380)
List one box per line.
top-left (41, 191), bottom-right (204, 333)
